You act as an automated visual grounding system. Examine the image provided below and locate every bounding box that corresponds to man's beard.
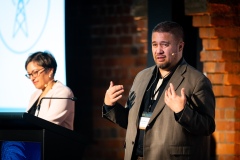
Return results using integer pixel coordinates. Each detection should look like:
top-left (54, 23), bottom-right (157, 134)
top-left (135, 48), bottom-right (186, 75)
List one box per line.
top-left (157, 62), bottom-right (171, 69)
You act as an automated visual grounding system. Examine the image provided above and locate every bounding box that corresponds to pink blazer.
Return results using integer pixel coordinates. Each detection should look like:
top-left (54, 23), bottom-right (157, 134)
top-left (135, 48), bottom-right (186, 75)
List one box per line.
top-left (26, 81), bottom-right (75, 130)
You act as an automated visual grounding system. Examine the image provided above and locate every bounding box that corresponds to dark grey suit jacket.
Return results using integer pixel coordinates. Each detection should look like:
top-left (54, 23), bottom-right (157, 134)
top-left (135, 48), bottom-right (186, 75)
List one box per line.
top-left (103, 59), bottom-right (215, 160)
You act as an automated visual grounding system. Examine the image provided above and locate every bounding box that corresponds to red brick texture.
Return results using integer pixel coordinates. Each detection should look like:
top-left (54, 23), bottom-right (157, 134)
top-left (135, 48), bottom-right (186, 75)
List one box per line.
top-left (191, 2), bottom-right (240, 159)
top-left (85, 1), bottom-right (148, 160)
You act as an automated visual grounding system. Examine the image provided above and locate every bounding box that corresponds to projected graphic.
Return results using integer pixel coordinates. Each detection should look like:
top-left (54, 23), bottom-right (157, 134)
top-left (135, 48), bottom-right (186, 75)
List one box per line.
top-left (0, 0), bottom-right (50, 54)
top-left (13, 0), bottom-right (29, 38)
top-left (0, 0), bottom-right (66, 112)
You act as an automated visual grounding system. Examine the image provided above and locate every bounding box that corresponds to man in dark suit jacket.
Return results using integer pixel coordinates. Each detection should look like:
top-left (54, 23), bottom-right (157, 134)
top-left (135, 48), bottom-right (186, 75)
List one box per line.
top-left (102, 21), bottom-right (215, 160)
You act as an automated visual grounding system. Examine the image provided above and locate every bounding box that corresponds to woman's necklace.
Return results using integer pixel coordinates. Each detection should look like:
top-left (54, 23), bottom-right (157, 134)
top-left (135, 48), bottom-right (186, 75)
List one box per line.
top-left (38, 80), bottom-right (55, 104)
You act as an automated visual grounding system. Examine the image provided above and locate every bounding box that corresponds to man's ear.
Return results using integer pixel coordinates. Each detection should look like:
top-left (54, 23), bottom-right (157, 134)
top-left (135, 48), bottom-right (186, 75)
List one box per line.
top-left (178, 42), bottom-right (184, 52)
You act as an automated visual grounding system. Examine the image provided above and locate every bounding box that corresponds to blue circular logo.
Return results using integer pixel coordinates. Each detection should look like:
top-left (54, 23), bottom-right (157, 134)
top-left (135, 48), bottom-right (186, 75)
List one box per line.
top-left (0, 0), bottom-right (50, 54)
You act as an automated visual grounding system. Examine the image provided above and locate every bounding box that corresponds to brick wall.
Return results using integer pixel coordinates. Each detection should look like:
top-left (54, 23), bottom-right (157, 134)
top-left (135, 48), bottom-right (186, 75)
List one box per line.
top-left (188, 2), bottom-right (240, 160)
top-left (83, 0), bottom-right (147, 159)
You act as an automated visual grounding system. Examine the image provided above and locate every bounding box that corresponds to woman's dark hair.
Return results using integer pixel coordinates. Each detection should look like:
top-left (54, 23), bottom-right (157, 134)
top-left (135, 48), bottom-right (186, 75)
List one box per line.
top-left (152, 21), bottom-right (184, 42)
top-left (25, 51), bottom-right (57, 76)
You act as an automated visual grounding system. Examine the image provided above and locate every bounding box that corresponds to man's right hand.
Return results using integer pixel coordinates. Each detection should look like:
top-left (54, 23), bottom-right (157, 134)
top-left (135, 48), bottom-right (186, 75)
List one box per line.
top-left (104, 81), bottom-right (124, 106)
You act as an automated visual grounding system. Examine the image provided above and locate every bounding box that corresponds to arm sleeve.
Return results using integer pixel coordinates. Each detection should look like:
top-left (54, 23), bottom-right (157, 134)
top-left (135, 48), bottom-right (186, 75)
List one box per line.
top-left (176, 76), bottom-right (215, 136)
top-left (102, 102), bottom-right (129, 129)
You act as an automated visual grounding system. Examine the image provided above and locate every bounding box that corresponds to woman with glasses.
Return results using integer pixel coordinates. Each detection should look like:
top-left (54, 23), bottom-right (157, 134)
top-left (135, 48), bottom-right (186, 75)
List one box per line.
top-left (1, 51), bottom-right (75, 160)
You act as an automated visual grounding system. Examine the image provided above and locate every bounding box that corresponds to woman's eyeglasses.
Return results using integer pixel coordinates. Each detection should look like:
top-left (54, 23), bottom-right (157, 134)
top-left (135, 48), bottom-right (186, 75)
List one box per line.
top-left (25, 68), bottom-right (45, 79)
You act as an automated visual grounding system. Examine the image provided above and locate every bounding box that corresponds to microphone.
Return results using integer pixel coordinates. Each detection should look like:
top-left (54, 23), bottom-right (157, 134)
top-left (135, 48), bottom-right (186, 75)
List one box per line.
top-left (36, 97), bottom-right (77, 116)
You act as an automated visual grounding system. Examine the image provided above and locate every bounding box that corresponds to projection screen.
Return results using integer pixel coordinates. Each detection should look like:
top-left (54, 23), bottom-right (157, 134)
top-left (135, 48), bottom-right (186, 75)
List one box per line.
top-left (0, 0), bottom-right (66, 112)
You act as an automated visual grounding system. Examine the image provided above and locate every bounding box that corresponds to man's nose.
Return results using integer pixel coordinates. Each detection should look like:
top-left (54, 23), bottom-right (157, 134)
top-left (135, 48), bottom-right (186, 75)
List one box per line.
top-left (156, 46), bottom-right (164, 53)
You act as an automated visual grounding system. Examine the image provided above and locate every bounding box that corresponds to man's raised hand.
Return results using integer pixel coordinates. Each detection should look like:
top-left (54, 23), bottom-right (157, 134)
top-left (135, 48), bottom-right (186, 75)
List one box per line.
top-left (104, 81), bottom-right (124, 106)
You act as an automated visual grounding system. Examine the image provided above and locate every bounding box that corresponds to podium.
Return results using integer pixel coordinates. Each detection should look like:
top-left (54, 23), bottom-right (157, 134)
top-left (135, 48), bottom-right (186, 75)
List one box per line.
top-left (0, 112), bottom-right (88, 160)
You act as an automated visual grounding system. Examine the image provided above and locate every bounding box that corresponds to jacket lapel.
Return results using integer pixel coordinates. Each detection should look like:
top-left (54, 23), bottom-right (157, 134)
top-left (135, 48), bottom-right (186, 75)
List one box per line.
top-left (130, 66), bottom-right (155, 127)
top-left (26, 90), bottom-right (42, 112)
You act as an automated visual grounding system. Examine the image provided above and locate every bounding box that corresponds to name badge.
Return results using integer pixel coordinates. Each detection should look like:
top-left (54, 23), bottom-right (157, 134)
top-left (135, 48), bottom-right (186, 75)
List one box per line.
top-left (139, 112), bottom-right (152, 130)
